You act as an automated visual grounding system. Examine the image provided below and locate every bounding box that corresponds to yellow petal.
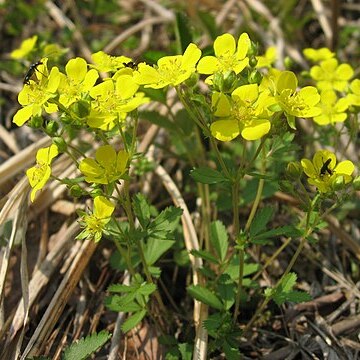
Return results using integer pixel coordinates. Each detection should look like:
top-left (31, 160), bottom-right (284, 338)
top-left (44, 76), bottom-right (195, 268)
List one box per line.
top-left (210, 119), bottom-right (239, 141)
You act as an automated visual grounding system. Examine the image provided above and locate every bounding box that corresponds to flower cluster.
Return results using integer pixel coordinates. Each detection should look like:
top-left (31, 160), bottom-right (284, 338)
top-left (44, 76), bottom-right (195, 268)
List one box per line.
top-left (12, 33), bottom-right (358, 240)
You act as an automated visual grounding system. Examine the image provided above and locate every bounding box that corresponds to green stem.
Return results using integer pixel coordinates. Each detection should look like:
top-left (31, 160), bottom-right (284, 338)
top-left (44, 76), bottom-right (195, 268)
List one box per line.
top-left (233, 147), bottom-right (266, 323)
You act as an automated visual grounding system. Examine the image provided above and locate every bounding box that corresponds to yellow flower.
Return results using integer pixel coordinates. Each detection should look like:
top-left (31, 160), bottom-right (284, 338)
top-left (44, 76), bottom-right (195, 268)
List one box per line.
top-left (13, 58), bottom-right (60, 126)
top-left (313, 90), bottom-right (348, 125)
top-left (347, 79), bottom-right (360, 106)
top-left (210, 84), bottom-right (274, 141)
top-left (91, 51), bottom-right (133, 73)
top-left (256, 46), bottom-right (277, 68)
top-left (310, 58), bottom-right (354, 91)
top-left (275, 71), bottom-right (321, 118)
top-left (301, 150), bottom-right (354, 193)
top-left (303, 47), bottom-right (334, 62)
top-left (197, 33), bottom-right (250, 83)
top-left (26, 144), bottom-right (58, 201)
top-left (58, 57), bottom-right (99, 107)
top-left (88, 74), bottom-right (148, 130)
top-left (79, 145), bottom-right (129, 184)
top-left (134, 43), bottom-right (201, 89)
top-left (77, 196), bottom-right (115, 242)
top-left (10, 35), bottom-right (38, 59)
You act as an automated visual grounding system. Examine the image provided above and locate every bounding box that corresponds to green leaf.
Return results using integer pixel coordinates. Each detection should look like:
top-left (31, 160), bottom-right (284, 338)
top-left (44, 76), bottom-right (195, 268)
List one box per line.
top-left (104, 294), bottom-right (138, 312)
top-left (62, 330), bottom-right (111, 360)
top-left (141, 87), bottom-right (167, 104)
top-left (149, 206), bottom-right (183, 234)
top-left (223, 340), bottom-right (242, 360)
top-left (249, 207), bottom-right (273, 238)
top-left (121, 309), bottom-right (147, 333)
top-left (269, 272), bottom-right (311, 305)
top-left (284, 290), bottom-right (312, 303)
top-left (144, 238), bottom-right (175, 265)
top-left (178, 342), bottom-right (193, 360)
top-left (217, 275), bottom-right (236, 310)
top-left (210, 220), bottom-right (228, 262)
top-left (190, 249), bottom-right (219, 264)
top-left (141, 110), bottom-right (177, 132)
top-left (133, 193), bottom-right (151, 228)
top-left (137, 283), bottom-right (157, 296)
top-left (286, 113), bottom-right (296, 130)
top-left (190, 167), bottom-right (228, 184)
top-left (175, 12), bottom-right (193, 53)
top-left (280, 272), bottom-right (297, 293)
top-left (251, 225), bottom-right (302, 245)
top-left (187, 285), bottom-right (224, 310)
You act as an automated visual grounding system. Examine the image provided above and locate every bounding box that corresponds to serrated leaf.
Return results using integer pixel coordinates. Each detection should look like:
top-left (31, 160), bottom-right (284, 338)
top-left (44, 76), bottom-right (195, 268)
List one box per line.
top-left (144, 238), bottom-right (175, 265)
top-left (280, 272), bottom-right (297, 293)
top-left (284, 290), bottom-right (312, 303)
top-left (190, 249), bottom-right (219, 264)
top-left (62, 330), bottom-right (111, 360)
top-left (251, 225), bottom-right (302, 244)
top-left (133, 193), bottom-right (151, 228)
top-left (190, 167), bottom-right (227, 184)
top-left (187, 285), bottom-right (224, 310)
top-left (178, 342), bottom-right (193, 360)
top-left (217, 275), bottom-right (236, 310)
top-left (249, 207), bottom-right (273, 238)
top-left (104, 293), bottom-right (137, 312)
top-left (149, 206), bottom-right (183, 233)
top-left (137, 283), bottom-right (157, 296)
top-left (121, 309), bottom-right (147, 333)
top-left (210, 220), bottom-right (228, 262)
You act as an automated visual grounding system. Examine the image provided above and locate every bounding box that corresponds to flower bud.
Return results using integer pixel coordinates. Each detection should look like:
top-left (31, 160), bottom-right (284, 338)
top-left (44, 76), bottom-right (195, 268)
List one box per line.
top-left (52, 136), bottom-right (67, 152)
top-left (249, 56), bottom-right (258, 68)
top-left (286, 161), bottom-right (303, 180)
top-left (248, 70), bottom-right (262, 84)
top-left (70, 184), bottom-right (84, 198)
top-left (28, 115), bottom-right (43, 128)
top-left (213, 70), bottom-right (238, 93)
top-left (45, 120), bottom-right (59, 136)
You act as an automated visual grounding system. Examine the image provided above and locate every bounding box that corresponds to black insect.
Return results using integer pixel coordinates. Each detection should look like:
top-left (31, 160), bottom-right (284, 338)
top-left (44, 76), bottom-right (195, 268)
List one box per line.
top-left (23, 61), bottom-right (43, 85)
top-left (320, 158), bottom-right (333, 176)
top-left (123, 61), bottom-right (137, 70)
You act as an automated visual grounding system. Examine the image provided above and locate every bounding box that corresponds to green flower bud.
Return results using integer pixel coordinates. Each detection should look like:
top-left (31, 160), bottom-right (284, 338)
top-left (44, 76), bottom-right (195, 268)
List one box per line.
top-left (248, 41), bottom-right (258, 57)
top-left (71, 99), bottom-right (91, 118)
top-left (90, 188), bottom-right (103, 198)
top-left (284, 56), bottom-right (293, 69)
top-left (70, 184), bottom-right (84, 198)
top-left (286, 161), bottom-right (303, 180)
top-left (248, 56), bottom-right (258, 68)
top-left (45, 120), bottom-right (59, 136)
top-left (28, 115), bottom-right (43, 128)
top-left (222, 70), bottom-right (238, 93)
top-left (248, 69), bottom-right (262, 84)
top-left (52, 137), bottom-right (67, 152)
